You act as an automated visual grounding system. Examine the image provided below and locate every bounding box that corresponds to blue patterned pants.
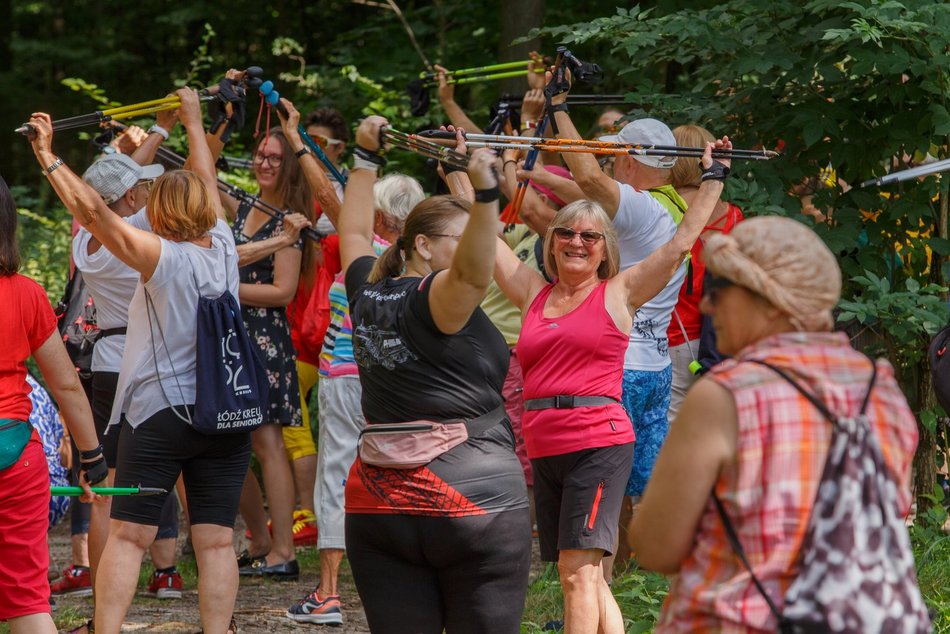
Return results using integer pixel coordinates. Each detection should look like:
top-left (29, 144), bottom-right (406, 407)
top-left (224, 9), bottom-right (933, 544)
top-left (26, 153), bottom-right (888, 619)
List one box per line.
top-left (621, 365), bottom-right (673, 497)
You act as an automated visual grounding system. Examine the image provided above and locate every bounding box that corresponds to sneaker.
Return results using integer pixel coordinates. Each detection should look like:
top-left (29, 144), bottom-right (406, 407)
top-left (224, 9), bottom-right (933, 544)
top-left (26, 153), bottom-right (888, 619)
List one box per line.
top-left (292, 510), bottom-right (318, 547)
top-left (147, 569), bottom-right (183, 599)
top-left (286, 590), bottom-right (343, 625)
top-left (50, 565), bottom-right (93, 597)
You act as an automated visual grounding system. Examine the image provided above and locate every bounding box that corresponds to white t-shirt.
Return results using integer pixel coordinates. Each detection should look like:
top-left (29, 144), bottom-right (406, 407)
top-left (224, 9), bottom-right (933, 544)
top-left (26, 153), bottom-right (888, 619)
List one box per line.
top-left (71, 208), bottom-right (151, 373)
top-left (612, 183), bottom-right (687, 372)
top-left (108, 219), bottom-right (239, 429)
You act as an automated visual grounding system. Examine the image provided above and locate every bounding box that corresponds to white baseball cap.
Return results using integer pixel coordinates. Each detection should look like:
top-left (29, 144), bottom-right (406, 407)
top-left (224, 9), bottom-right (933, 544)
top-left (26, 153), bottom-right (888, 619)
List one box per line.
top-left (82, 153), bottom-right (165, 204)
top-left (599, 118), bottom-right (677, 169)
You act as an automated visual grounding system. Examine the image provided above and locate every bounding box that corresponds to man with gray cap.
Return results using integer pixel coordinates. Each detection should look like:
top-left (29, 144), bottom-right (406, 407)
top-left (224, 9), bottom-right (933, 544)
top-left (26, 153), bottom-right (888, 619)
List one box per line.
top-left (548, 88), bottom-right (689, 575)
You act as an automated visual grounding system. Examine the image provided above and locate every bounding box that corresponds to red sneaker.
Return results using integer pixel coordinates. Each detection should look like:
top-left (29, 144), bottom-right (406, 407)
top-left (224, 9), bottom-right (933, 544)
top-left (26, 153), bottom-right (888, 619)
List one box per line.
top-left (146, 569), bottom-right (183, 599)
top-left (50, 565), bottom-right (92, 597)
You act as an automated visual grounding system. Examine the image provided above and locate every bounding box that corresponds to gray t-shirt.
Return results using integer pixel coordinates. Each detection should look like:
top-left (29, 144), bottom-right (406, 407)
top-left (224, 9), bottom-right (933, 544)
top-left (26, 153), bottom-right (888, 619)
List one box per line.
top-left (613, 183), bottom-right (687, 372)
top-left (108, 219), bottom-right (239, 429)
top-left (72, 208), bottom-right (151, 373)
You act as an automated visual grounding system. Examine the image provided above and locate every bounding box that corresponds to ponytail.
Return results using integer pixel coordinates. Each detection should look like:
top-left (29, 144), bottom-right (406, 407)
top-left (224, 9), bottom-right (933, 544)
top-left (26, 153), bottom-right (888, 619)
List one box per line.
top-left (368, 243), bottom-right (406, 283)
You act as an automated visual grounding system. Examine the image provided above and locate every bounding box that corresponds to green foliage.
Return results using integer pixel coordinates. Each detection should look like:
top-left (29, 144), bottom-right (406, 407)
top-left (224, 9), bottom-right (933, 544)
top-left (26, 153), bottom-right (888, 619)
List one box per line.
top-left (910, 484), bottom-right (950, 630)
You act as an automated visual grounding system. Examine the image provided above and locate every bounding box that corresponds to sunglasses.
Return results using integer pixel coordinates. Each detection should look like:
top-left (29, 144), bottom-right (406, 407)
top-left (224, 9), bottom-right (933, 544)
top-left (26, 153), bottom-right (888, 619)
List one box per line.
top-left (702, 274), bottom-right (735, 305)
top-left (553, 227), bottom-right (606, 246)
top-left (309, 133), bottom-right (343, 149)
top-left (253, 152), bottom-right (283, 168)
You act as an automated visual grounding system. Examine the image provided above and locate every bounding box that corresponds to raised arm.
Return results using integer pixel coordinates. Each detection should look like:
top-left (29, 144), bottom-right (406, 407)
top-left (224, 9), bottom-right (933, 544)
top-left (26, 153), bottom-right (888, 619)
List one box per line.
top-left (29, 113), bottom-right (161, 279)
top-left (237, 212), bottom-right (310, 267)
top-left (176, 88), bottom-right (225, 222)
top-left (427, 148), bottom-right (502, 334)
top-left (130, 106), bottom-right (179, 166)
top-left (435, 65), bottom-right (483, 134)
top-left (492, 234), bottom-right (548, 313)
top-left (279, 97), bottom-right (342, 226)
top-left (549, 81), bottom-right (621, 216)
top-left (610, 138), bottom-right (730, 314)
top-left (339, 116), bottom-right (387, 273)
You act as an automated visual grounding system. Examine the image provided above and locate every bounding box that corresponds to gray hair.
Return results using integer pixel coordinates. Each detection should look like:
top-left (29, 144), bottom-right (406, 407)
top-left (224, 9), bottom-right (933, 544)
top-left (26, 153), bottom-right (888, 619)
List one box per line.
top-left (373, 173), bottom-right (425, 234)
top-left (543, 199), bottom-right (620, 280)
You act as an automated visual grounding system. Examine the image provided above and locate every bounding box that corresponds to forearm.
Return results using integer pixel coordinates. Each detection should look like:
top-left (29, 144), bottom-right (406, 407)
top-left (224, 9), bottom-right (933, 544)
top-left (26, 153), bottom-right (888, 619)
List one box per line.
top-left (56, 382), bottom-right (100, 454)
top-left (298, 153), bottom-right (342, 226)
top-left (441, 100), bottom-right (483, 134)
top-left (130, 130), bottom-right (166, 166)
top-left (671, 180), bottom-right (724, 251)
top-left (183, 120), bottom-right (218, 195)
top-left (238, 282), bottom-right (296, 308)
top-left (34, 149), bottom-right (109, 229)
top-left (338, 169), bottom-right (377, 246)
top-left (237, 235), bottom-right (293, 267)
top-left (444, 170), bottom-right (474, 202)
top-left (450, 200), bottom-right (501, 290)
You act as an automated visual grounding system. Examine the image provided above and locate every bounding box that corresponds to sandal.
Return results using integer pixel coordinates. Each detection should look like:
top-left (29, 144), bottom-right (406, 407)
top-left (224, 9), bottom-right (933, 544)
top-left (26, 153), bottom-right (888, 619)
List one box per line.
top-left (235, 548), bottom-right (268, 568)
top-left (195, 617), bottom-right (237, 634)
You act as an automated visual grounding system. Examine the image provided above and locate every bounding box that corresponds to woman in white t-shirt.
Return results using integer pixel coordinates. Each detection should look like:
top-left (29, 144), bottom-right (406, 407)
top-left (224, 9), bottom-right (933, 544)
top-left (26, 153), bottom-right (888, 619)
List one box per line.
top-left (28, 89), bottom-right (245, 634)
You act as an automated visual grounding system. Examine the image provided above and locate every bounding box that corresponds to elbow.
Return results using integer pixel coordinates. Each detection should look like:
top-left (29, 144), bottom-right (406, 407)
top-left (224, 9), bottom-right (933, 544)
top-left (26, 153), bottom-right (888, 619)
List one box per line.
top-left (629, 535), bottom-right (686, 575)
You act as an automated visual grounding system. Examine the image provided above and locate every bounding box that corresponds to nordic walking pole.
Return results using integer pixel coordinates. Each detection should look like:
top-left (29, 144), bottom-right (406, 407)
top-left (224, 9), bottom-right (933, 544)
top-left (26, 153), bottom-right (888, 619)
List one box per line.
top-left (51, 486), bottom-right (168, 496)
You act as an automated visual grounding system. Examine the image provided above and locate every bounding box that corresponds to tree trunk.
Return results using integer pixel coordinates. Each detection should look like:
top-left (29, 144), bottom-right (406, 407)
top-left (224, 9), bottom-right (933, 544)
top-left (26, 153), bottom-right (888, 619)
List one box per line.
top-left (914, 364), bottom-right (938, 514)
top-left (497, 0), bottom-right (543, 96)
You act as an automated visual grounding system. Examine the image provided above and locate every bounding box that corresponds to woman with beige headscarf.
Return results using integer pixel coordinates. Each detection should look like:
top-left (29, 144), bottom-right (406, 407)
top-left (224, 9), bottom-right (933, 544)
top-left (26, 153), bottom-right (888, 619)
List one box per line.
top-left (629, 216), bottom-right (921, 631)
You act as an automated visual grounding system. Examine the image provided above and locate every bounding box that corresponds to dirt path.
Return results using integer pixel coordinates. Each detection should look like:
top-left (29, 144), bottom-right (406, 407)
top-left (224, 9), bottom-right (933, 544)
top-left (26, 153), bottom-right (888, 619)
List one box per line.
top-left (49, 516), bottom-right (370, 633)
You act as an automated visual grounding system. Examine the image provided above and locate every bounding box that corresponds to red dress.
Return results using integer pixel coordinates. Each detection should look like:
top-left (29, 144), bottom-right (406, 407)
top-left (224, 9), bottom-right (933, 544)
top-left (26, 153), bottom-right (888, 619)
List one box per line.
top-left (0, 273), bottom-right (58, 619)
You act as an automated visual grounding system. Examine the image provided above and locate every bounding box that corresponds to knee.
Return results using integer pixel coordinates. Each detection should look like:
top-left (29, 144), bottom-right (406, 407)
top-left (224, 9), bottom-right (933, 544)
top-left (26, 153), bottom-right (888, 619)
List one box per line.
top-left (110, 521), bottom-right (157, 551)
top-left (191, 525), bottom-right (235, 552)
top-left (557, 553), bottom-right (603, 595)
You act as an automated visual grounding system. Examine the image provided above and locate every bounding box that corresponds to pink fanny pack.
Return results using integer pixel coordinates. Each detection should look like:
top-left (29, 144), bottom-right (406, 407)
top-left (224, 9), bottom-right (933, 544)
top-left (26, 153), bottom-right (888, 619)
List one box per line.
top-left (359, 405), bottom-right (506, 469)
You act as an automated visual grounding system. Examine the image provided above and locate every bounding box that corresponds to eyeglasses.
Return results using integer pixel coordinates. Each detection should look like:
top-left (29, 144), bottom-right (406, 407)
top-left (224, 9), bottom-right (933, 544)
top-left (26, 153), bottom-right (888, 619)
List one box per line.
top-left (136, 178), bottom-right (155, 192)
top-left (427, 233), bottom-right (462, 240)
top-left (552, 227), bottom-right (605, 245)
top-left (309, 133), bottom-right (343, 150)
top-left (702, 274), bottom-right (735, 305)
top-left (253, 152), bottom-right (283, 168)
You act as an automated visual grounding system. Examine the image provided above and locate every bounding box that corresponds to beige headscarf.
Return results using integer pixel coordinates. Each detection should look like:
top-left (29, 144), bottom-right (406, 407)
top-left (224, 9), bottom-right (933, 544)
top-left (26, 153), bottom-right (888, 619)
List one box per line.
top-left (703, 216), bottom-right (842, 332)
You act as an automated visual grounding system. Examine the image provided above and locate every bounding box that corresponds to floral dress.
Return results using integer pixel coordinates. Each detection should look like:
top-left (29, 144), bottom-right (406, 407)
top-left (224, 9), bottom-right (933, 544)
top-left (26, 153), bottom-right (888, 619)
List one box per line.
top-left (232, 201), bottom-right (302, 427)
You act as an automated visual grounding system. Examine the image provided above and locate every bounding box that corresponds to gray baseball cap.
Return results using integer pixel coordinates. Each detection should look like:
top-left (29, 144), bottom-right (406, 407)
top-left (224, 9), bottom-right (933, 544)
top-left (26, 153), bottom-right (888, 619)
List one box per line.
top-left (82, 153), bottom-right (165, 204)
top-left (599, 118), bottom-right (677, 169)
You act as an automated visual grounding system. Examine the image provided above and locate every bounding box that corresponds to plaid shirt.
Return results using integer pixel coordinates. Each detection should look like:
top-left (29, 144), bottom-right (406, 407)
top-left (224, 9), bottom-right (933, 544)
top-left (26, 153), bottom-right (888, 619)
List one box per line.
top-left (657, 331), bottom-right (918, 633)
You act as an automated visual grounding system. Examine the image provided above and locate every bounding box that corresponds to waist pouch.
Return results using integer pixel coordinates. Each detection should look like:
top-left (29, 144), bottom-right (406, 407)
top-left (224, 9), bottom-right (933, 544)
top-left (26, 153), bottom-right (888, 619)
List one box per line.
top-left (0, 419), bottom-right (32, 471)
top-left (359, 405), bottom-right (506, 469)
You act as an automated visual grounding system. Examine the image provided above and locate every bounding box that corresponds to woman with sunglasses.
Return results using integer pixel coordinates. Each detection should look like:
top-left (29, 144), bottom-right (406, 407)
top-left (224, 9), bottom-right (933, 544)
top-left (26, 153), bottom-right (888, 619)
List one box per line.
top-left (492, 137), bottom-right (732, 634)
top-left (221, 126), bottom-right (314, 580)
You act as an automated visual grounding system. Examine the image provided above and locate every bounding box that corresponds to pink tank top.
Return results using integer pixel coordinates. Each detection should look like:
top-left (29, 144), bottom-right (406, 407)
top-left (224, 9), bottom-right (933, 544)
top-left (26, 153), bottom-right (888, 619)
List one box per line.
top-left (516, 281), bottom-right (634, 459)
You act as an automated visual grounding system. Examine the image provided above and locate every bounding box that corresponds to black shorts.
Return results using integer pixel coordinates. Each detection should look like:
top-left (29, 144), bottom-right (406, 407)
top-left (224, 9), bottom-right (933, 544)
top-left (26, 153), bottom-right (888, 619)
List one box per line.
top-left (91, 371), bottom-right (121, 468)
top-left (111, 407), bottom-right (251, 528)
top-left (531, 442), bottom-right (634, 562)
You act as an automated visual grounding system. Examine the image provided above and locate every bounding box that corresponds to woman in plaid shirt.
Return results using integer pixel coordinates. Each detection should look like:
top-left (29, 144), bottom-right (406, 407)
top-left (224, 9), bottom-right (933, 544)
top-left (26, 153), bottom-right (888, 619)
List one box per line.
top-left (630, 216), bottom-right (919, 632)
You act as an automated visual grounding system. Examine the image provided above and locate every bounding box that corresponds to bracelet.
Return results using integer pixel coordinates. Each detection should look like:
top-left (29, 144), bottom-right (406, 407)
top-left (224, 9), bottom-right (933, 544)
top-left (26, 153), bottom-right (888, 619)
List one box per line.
top-left (521, 120), bottom-right (537, 131)
top-left (700, 159), bottom-right (730, 182)
top-left (474, 186), bottom-right (500, 203)
top-left (148, 125), bottom-right (169, 141)
top-left (503, 159), bottom-right (518, 170)
top-left (549, 103), bottom-right (569, 113)
top-left (294, 147), bottom-right (312, 159)
top-left (79, 444), bottom-right (103, 461)
top-left (43, 157), bottom-right (64, 176)
top-left (353, 145), bottom-right (387, 166)
top-left (352, 155), bottom-right (380, 173)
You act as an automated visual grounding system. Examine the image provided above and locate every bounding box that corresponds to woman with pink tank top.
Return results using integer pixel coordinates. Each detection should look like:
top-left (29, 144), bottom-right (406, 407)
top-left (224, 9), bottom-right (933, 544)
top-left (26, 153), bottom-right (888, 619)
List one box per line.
top-left (492, 138), bottom-right (732, 634)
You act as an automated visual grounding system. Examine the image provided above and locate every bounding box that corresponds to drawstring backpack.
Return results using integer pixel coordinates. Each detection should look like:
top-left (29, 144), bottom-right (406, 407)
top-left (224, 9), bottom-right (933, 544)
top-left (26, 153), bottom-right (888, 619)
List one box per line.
top-left (714, 359), bottom-right (932, 634)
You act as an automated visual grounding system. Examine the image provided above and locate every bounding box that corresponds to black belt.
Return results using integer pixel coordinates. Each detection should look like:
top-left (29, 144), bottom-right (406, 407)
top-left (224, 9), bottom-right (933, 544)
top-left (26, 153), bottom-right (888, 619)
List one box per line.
top-left (523, 395), bottom-right (620, 411)
top-left (99, 327), bottom-right (128, 338)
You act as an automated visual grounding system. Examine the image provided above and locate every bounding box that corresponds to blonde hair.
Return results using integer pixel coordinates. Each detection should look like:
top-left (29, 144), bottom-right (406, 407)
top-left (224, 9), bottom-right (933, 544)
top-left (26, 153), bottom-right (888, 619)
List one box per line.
top-left (543, 200), bottom-right (620, 280)
top-left (147, 170), bottom-right (217, 241)
top-left (670, 124), bottom-right (715, 189)
top-left (369, 195), bottom-right (470, 283)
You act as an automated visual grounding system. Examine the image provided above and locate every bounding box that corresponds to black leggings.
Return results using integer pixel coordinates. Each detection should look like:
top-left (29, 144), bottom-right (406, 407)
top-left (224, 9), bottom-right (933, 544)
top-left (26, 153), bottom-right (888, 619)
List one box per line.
top-left (346, 509), bottom-right (531, 634)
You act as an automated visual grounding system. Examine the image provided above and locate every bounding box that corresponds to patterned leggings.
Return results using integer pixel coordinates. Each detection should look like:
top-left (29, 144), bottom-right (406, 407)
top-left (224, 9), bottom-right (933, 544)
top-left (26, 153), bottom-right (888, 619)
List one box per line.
top-left (621, 365), bottom-right (673, 497)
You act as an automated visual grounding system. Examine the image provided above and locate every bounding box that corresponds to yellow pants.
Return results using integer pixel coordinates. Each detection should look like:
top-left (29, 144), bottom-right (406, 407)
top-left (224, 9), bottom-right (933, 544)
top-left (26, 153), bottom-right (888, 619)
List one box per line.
top-left (282, 360), bottom-right (319, 461)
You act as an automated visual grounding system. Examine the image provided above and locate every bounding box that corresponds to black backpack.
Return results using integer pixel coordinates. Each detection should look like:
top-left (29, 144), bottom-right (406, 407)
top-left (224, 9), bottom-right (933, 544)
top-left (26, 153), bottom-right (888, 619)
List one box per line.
top-left (55, 269), bottom-right (100, 379)
top-left (928, 323), bottom-right (950, 414)
top-left (715, 359), bottom-right (931, 633)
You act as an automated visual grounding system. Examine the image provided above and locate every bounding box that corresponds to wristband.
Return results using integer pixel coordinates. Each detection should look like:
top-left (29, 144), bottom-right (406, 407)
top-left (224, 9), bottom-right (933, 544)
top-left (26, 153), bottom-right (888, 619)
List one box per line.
top-left (474, 186), bottom-right (500, 203)
top-left (549, 103), bottom-right (569, 114)
top-left (521, 120), bottom-right (537, 131)
top-left (81, 456), bottom-right (108, 486)
top-left (79, 444), bottom-right (103, 460)
top-left (700, 159), bottom-right (730, 182)
top-left (148, 125), bottom-right (170, 141)
top-left (44, 157), bottom-right (64, 176)
top-left (352, 155), bottom-right (380, 173)
top-left (294, 147), bottom-right (312, 159)
top-left (441, 161), bottom-right (464, 175)
top-left (353, 145), bottom-right (387, 166)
